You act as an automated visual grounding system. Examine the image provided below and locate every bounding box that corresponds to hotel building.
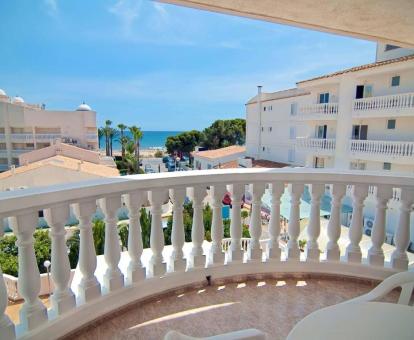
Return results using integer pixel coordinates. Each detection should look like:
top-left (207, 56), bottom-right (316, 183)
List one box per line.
top-left (0, 90), bottom-right (98, 171)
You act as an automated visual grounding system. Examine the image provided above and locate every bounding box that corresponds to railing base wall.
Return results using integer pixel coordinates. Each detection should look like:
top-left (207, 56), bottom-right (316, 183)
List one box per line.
top-left (19, 260), bottom-right (403, 340)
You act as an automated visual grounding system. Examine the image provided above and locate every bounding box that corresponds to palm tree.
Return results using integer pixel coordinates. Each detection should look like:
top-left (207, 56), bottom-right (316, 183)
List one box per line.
top-left (108, 127), bottom-right (118, 156)
top-left (129, 125), bottom-right (143, 171)
top-left (117, 123), bottom-right (127, 158)
top-left (98, 128), bottom-right (104, 150)
top-left (104, 120), bottom-right (112, 156)
top-left (119, 135), bottom-right (130, 160)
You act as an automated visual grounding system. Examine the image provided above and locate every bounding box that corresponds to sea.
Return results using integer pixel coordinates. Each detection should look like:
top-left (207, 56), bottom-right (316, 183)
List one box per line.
top-left (99, 131), bottom-right (183, 151)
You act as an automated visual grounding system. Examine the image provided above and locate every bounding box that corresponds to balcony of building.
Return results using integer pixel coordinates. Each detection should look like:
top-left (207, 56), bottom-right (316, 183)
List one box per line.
top-left (10, 134), bottom-right (34, 142)
top-left (296, 137), bottom-right (336, 156)
top-left (295, 103), bottom-right (338, 121)
top-left (349, 139), bottom-right (414, 164)
top-left (0, 134), bottom-right (5, 142)
top-left (86, 133), bottom-right (98, 141)
top-left (1, 168), bottom-right (413, 340)
top-left (352, 92), bottom-right (414, 118)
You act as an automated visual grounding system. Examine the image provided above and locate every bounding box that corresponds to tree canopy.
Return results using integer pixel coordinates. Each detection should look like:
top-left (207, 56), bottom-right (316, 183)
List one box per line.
top-left (165, 119), bottom-right (245, 155)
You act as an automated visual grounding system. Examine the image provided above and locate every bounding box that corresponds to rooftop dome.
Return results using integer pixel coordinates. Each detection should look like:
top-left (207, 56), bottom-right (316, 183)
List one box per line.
top-left (76, 102), bottom-right (92, 111)
top-left (13, 96), bottom-right (24, 104)
top-left (0, 89), bottom-right (6, 96)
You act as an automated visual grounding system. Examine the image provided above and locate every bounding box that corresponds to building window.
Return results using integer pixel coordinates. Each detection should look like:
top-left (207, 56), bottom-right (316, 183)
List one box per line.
top-left (263, 106), bottom-right (266, 111)
top-left (261, 126), bottom-right (264, 132)
top-left (384, 44), bottom-right (400, 51)
top-left (391, 75), bottom-right (400, 87)
top-left (289, 126), bottom-right (296, 139)
top-left (207, 164), bottom-right (212, 169)
top-left (268, 126), bottom-right (272, 132)
top-left (290, 102), bottom-right (297, 116)
top-left (262, 146), bottom-right (265, 152)
top-left (387, 119), bottom-right (396, 129)
top-left (318, 92), bottom-right (329, 104)
top-left (350, 161), bottom-right (366, 170)
top-left (269, 105), bottom-right (273, 111)
top-left (314, 157), bottom-right (325, 168)
top-left (383, 162), bottom-right (391, 171)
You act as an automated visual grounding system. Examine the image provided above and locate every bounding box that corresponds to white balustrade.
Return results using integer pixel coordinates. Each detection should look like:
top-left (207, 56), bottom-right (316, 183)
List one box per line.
top-left (124, 192), bottom-right (146, 283)
top-left (267, 182), bottom-right (284, 260)
top-left (247, 183), bottom-right (265, 261)
top-left (99, 195), bottom-right (124, 292)
top-left (353, 92), bottom-right (414, 113)
top-left (187, 186), bottom-right (208, 268)
top-left (345, 185), bottom-right (369, 263)
top-left (350, 140), bottom-right (414, 158)
top-left (296, 138), bottom-right (336, 151)
top-left (169, 188), bottom-right (187, 272)
top-left (0, 169), bottom-right (413, 340)
top-left (148, 189), bottom-right (168, 277)
top-left (298, 103), bottom-right (339, 117)
top-left (44, 204), bottom-right (76, 315)
top-left (391, 188), bottom-right (414, 270)
top-left (287, 183), bottom-right (303, 260)
top-left (209, 185), bottom-right (227, 266)
top-left (13, 211), bottom-right (48, 331)
top-left (73, 200), bottom-right (101, 303)
top-left (306, 184), bottom-right (324, 261)
top-left (326, 184), bottom-right (346, 261)
top-left (226, 183), bottom-right (245, 262)
top-left (0, 216), bottom-right (15, 339)
top-left (368, 186), bottom-right (393, 267)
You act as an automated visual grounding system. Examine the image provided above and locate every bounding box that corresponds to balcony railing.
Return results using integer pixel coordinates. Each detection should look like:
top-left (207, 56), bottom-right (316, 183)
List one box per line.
top-left (297, 103), bottom-right (338, 119)
top-left (86, 133), bottom-right (98, 140)
top-left (10, 133), bottom-right (34, 141)
top-left (296, 137), bottom-right (336, 152)
top-left (0, 134), bottom-right (5, 142)
top-left (0, 168), bottom-right (413, 339)
top-left (35, 133), bottom-right (61, 141)
top-left (353, 92), bottom-right (414, 116)
top-left (350, 140), bottom-right (414, 158)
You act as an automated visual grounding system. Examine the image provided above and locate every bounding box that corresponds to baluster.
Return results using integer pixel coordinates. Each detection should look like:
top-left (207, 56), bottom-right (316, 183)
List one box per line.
top-left (124, 192), bottom-right (146, 283)
top-left (187, 186), bottom-right (208, 269)
top-left (368, 186), bottom-right (393, 267)
top-left (44, 204), bottom-right (76, 315)
top-left (73, 200), bottom-right (101, 303)
top-left (247, 183), bottom-right (266, 262)
top-left (169, 187), bottom-right (187, 272)
top-left (287, 183), bottom-right (304, 260)
top-left (13, 211), bottom-right (47, 331)
top-left (326, 184), bottom-right (346, 261)
top-left (0, 216), bottom-right (16, 339)
top-left (345, 184), bottom-right (368, 263)
top-left (148, 189), bottom-right (168, 277)
top-left (226, 184), bottom-right (245, 263)
top-left (306, 184), bottom-right (324, 261)
top-left (267, 182), bottom-right (284, 260)
top-left (208, 185), bottom-right (227, 266)
top-left (98, 195), bottom-right (124, 292)
top-left (391, 188), bottom-right (414, 270)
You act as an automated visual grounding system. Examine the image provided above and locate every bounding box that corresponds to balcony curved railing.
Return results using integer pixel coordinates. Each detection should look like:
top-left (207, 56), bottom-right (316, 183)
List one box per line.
top-left (297, 103), bottom-right (338, 119)
top-left (353, 92), bottom-right (414, 112)
top-left (350, 140), bottom-right (414, 158)
top-left (0, 168), bottom-right (413, 340)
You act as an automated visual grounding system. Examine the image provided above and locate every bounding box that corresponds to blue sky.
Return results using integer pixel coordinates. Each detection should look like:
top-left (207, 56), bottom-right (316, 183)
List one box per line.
top-left (0, 0), bottom-right (376, 130)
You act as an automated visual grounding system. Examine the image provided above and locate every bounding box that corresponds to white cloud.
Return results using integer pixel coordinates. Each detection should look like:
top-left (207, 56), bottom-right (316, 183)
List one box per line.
top-left (108, 0), bottom-right (142, 37)
top-left (44, 0), bottom-right (59, 17)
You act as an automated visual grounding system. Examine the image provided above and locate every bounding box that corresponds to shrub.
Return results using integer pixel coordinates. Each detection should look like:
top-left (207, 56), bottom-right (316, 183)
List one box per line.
top-left (66, 230), bottom-right (80, 269)
top-left (154, 150), bottom-right (163, 158)
top-left (118, 223), bottom-right (129, 250)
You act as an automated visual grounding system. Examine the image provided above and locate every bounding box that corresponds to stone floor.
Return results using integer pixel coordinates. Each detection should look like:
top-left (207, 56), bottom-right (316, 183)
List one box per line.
top-left (65, 277), bottom-right (382, 340)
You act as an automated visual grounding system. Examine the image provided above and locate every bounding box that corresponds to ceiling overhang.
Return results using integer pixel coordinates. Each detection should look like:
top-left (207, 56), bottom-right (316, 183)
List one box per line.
top-left (156, 0), bottom-right (414, 48)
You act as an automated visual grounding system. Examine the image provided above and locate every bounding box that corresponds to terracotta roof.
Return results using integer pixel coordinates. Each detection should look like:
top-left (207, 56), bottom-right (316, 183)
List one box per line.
top-left (297, 53), bottom-right (414, 84)
top-left (218, 159), bottom-right (289, 169)
top-left (193, 146), bottom-right (246, 160)
top-left (246, 88), bottom-right (310, 105)
top-left (0, 155), bottom-right (119, 180)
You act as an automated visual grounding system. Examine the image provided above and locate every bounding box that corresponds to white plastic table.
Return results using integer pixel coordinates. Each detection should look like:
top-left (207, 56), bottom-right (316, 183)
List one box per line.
top-left (287, 301), bottom-right (414, 340)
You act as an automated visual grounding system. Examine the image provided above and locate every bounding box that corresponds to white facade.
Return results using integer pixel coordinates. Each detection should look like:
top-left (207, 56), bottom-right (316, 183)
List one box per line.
top-left (193, 146), bottom-right (245, 170)
top-left (0, 91), bottom-right (98, 171)
top-left (245, 43), bottom-right (414, 242)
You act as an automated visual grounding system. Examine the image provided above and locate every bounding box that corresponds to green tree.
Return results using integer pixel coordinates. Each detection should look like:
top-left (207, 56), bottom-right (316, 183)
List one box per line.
top-left (129, 125), bottom-right (144, 172)
top-left (98, 127), bottom-right (104, 150)
top-left (117, 123), bottom-right (128, 159)
top-left (202, 119), bottom-right (246, 149)
top-left (165, 130), bottom-right (204, 156)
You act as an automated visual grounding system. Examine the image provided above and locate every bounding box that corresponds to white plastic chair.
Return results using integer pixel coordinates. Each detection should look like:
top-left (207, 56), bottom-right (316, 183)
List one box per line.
top-left (345, 271), bottom-right (414, 306)
top-left (164, 328), bottom-right (267, 340)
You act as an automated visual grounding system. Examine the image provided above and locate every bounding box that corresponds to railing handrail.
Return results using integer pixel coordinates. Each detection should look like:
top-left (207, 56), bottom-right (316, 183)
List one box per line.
top-left (350, 139), bottom-right (414, 146)
top-left (353, 92), bottom-right (414, 102)
top-left (1, 168), bottom-right (413, 215)
top-left (298, 102), bottom-right (339, 116)
top-left (353, 92), bottom-right (414, 111)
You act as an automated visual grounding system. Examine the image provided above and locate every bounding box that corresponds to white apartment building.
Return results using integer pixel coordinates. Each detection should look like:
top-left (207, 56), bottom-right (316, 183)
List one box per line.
top-left (0, 90), bottom-right (98, 172)
top-left (246, 43), bottom-right (414, 173)
top-left (246, 43), bottom-right (414, 244)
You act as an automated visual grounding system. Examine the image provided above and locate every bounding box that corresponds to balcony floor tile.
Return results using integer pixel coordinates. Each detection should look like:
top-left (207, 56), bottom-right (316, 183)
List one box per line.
top-left (66, 277), bottom-right (390, 340)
